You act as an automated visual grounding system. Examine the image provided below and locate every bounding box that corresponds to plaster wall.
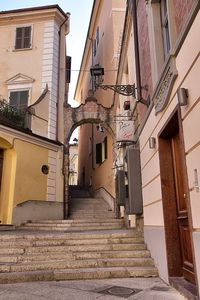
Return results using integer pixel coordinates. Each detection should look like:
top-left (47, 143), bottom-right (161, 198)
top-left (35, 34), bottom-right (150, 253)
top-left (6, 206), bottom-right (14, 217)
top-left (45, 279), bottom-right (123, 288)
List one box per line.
top-left (139, 10), bottom-right (200, 289)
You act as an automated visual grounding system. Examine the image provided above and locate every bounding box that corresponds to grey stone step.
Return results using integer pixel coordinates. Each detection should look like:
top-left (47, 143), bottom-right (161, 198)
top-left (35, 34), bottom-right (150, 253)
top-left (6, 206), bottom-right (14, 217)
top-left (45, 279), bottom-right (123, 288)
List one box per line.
top-left (0, 250), bottom-right (151, 263)
top-left (31, 219), bottom-right (121, 224)
top-left (0, 257), bottom-right (155, 273)
top-left (22, 221), bottom-right (124, 227)
top-left (0, 266), bottom-right (158, 284)
top-left (19, 225), bottom-right (125, 232)
top-left (0, 236), bottom-right (143, 248)
top-left (24, 243), bottom-right (147, 254)
top-left (0, 229), bottom-right (139, 241)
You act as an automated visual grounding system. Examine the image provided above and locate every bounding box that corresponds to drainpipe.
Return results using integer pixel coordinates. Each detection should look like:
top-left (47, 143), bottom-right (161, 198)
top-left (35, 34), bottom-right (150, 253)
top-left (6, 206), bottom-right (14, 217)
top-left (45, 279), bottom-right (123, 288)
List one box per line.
top-left (56, 12), bottom-right (70, 141)
top-left (131, 0), bottom-right (142, 101)
top-left (56, 13), bottom-right (70, 219)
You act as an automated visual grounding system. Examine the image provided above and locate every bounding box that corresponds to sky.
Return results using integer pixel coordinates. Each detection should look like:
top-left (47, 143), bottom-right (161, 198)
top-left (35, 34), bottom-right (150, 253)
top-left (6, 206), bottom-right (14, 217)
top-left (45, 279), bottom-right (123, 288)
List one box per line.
top-left (0, 0), bottom-right (93, 106)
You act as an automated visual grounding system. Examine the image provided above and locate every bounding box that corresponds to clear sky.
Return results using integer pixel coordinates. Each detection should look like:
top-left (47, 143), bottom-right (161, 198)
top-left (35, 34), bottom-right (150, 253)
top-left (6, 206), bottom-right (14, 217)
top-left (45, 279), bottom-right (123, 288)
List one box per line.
top-left (0, 0), bottom-right (93, 106)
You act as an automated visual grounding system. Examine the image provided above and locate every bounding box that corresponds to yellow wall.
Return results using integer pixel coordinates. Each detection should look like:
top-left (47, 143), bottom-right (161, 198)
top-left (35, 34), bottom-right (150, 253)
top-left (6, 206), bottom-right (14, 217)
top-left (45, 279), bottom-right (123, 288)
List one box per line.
top-left (14, 139), bottom-right (48, 206)
top-left (0, 137), bottom-right (16, 224)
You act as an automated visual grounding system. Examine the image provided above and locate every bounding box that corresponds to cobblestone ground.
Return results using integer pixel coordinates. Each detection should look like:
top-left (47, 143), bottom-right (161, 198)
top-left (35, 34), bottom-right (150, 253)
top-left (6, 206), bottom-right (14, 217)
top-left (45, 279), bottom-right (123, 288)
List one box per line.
top-left (0, 278), bottom-right (187, 300)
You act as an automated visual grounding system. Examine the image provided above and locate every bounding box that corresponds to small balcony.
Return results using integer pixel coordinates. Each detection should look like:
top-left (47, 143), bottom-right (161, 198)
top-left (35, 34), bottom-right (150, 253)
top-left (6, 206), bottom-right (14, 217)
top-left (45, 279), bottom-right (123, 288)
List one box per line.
top-left (0, 100), bottom-right (31, 131)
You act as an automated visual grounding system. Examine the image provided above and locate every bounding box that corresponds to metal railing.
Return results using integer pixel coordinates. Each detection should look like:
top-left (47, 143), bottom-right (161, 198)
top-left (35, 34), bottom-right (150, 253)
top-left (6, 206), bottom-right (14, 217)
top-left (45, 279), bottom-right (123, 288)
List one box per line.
top-left (0, 100), bottom-right (30, 129)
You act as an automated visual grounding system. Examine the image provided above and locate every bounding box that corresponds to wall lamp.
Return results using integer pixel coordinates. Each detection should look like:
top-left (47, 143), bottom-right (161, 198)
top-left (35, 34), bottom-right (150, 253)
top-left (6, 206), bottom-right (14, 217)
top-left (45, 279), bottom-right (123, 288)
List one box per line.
top-left (90, 65), bottom-right (149, 106)
top-left (149, 137), bottom-right (156, 149)
top-left (177, 87), bottom-right (188, 106)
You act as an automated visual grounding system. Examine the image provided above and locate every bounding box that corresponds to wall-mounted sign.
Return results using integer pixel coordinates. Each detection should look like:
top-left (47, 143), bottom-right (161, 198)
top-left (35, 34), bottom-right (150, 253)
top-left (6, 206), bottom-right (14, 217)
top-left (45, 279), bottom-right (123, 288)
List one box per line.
top-left (116, 120), bottom-right (135, 142)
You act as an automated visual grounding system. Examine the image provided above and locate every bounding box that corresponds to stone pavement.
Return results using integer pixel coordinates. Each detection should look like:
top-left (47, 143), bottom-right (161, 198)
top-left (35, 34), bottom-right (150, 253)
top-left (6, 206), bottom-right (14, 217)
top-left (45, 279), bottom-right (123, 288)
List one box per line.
top-left (0, 277), bottom-right (187, 300)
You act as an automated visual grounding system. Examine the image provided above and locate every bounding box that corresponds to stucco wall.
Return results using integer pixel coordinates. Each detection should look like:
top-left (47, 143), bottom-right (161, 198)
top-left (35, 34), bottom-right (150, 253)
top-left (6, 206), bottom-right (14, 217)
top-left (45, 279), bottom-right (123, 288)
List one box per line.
top-left (140, 10), bottom-right (200, 289)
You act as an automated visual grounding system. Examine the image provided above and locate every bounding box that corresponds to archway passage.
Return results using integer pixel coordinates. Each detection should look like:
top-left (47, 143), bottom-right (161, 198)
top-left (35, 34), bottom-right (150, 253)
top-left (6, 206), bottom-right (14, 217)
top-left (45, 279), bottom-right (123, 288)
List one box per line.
top-left (63, 93), bottom-right (116, 217)
top-left (64, 93), bottom-right (115, 144)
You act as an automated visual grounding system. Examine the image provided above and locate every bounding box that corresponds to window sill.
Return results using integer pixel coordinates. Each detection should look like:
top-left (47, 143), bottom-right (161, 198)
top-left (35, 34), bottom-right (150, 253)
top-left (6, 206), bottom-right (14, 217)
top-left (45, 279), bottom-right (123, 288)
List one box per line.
top-left (13, 47), bottom-right (33, 52)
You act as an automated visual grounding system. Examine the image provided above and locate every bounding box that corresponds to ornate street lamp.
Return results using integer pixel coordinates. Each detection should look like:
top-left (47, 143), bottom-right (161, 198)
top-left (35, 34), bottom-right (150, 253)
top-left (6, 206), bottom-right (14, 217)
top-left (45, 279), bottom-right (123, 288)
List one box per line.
top-left (90, 64), bottom-right (136, 97)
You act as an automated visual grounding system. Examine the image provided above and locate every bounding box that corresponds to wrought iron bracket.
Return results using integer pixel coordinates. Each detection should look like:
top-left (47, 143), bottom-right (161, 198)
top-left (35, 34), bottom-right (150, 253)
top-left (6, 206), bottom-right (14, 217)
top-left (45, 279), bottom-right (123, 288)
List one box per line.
top-left (96, 84), bottom-right (136, 97)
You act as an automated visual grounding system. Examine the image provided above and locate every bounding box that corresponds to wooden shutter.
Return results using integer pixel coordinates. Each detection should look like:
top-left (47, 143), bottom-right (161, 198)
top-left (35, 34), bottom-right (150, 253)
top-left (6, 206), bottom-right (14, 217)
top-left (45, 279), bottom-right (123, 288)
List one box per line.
top-left (126, 148), bottom-right (143, 214)
top-left (96, 143), bottom-right (102, 164)
top-left (116, 170), bottom-right (126, 205)
top-left (66, 56), bottom-right (71, 83)
top-left (15, 26), bottom-right (31, 49)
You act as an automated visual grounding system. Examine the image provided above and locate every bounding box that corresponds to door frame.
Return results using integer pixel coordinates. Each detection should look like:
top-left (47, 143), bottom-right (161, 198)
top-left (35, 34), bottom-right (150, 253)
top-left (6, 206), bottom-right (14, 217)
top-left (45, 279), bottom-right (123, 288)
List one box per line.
top-left (158, 107), bottom-right (197, 285)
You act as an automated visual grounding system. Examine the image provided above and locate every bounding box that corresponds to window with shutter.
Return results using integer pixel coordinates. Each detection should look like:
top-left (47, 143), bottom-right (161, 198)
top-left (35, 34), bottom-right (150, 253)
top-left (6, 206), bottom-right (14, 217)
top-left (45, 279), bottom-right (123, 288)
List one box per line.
top-left (96, 143), bottom-right (102, 164)
top-left (15, 26), bottom-right (32, 49)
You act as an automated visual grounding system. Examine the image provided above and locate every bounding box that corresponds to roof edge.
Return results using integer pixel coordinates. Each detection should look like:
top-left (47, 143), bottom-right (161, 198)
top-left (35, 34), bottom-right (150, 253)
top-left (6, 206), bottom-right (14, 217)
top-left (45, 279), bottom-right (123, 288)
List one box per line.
top-left (0, 4), bottom-right (67, 18)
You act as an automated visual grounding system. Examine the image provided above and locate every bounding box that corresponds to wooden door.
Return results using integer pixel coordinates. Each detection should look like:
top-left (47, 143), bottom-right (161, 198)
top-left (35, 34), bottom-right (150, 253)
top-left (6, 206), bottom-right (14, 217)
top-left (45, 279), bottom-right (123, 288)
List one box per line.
top-left (159, 112), bottom-right (195, 284)
top-left (171, 131), bottom-right (195, 283)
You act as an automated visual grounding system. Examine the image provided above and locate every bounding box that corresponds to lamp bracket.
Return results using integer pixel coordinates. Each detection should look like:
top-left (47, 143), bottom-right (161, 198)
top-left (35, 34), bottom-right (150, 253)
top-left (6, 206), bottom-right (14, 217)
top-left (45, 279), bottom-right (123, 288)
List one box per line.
top-left (96, 84), bottom-right (136, 97)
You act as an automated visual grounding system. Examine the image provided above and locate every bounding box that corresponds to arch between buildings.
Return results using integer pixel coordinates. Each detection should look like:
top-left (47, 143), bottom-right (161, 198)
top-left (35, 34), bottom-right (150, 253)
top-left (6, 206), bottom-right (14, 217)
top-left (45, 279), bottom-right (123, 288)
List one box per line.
top-left (63, 95), bottom-right (115, 217)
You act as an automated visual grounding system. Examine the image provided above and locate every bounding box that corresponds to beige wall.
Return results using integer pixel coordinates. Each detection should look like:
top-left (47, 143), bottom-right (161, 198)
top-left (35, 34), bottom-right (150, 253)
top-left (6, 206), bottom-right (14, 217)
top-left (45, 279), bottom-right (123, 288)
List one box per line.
top-left (75, 0), bottom-right (126, 198)
top-left (139, 10), bottom-right (200, 287)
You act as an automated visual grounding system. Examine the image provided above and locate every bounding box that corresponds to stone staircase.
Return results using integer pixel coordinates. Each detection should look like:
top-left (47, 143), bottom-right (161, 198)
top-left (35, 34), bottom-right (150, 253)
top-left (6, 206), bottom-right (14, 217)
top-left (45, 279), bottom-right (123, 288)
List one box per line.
top-left (0, 192), bottom-right (158, 283)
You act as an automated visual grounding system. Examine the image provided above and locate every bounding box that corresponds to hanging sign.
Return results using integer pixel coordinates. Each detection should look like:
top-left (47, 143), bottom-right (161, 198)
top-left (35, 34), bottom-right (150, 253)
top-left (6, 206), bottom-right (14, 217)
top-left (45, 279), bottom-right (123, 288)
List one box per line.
top-left (116, 120), bottom-right (135, 142)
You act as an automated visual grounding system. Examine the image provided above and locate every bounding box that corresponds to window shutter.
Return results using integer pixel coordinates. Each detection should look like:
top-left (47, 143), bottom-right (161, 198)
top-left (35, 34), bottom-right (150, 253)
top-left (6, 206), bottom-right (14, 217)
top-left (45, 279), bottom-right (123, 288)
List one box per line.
top-left (15, 26), bottom-right (31, 49)
top-left (104, 137), bottom-right (107, 159)
top-left (15, 27), bottom-right (23, 49)
top-left (96, 143), bottom-right (102, 164)
top-left (24, 26), bottom-right (32, 48)
top-left (66, 56), bottom-right (71, 83)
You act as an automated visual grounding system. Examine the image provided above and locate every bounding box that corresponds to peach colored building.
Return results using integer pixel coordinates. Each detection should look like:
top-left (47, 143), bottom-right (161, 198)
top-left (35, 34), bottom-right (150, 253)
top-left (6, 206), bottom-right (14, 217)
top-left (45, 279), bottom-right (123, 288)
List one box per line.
top-left (0, 5), bottom-right (70, 224)
top-left (75, 0), bottom-right (126, 209)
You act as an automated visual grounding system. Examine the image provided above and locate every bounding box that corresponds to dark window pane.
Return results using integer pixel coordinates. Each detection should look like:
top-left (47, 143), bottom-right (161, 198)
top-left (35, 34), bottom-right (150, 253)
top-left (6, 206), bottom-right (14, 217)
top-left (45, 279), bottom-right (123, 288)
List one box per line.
top-left (96, 143), bottom-right (102, 164)
top-left (10, 92), bottom-right (19, 106)
top-left (9, 91), bottom-right (28, 110)
top-left (104, 137), bottom-right (108, 159)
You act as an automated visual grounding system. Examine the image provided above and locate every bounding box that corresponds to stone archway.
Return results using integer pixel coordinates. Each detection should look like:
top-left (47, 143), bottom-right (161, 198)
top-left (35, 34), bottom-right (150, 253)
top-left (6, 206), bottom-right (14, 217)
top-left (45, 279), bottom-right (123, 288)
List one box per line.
top-left (62, 91), bottom-right (115, 217)
top-left (64, 92), bottom-right (115, 143)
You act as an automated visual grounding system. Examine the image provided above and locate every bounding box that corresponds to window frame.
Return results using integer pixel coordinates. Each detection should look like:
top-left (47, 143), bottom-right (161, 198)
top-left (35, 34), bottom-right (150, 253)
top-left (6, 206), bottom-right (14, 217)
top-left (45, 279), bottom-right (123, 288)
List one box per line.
top-left (8, 88), bottom-right (31, 110)
top-left (160, 0), bottom-right (170, 59)
top-left (13, 24), bottom-right (33, 51)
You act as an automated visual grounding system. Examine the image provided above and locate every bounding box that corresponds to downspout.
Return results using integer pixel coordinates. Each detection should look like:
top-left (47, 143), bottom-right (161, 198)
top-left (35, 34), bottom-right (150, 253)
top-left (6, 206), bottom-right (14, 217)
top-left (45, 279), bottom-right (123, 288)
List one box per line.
top-left (56, 12), bottom-right (70, 219)
top-left (131, 0), bottom-right (142, 101)
top-left (56, 12), bottom-right (70, 141)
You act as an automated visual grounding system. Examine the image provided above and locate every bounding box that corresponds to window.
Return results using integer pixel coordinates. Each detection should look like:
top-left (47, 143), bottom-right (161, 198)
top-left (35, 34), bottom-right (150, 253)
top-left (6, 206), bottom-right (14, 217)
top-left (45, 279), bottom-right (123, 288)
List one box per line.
top-left (96, 142), bottom-right (102, 164)
top-left (15, 26), bottom-right (32, 49)
top-left (96, 137), bottom-right (108, 164)
top-left (96, 26), bottom-right (100, 46)
top-left (160, 0), bottom-right (170, 59)
top-left (9, 90), bottom-right (29, 110)
top-left (93, 39), bottom-right (97, 57)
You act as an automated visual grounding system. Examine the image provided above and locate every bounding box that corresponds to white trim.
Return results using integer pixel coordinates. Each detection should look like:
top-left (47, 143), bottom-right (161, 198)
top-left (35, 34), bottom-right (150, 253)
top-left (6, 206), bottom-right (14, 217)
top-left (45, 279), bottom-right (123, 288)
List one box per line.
top-left (42, 21), bottom-right (59, 140)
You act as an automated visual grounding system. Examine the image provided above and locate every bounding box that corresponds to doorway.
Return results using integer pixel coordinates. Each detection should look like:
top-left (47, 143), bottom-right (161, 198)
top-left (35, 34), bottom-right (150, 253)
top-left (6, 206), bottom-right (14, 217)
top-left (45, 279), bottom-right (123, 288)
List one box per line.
top-left (159, 111), bottom-right (196, 284)
top-left (0, 149), bottom-right (4, 189)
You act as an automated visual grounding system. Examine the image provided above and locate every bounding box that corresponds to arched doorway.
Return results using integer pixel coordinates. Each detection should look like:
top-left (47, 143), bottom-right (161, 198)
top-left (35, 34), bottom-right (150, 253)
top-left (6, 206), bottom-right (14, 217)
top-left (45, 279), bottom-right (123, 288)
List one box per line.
top-left (63, 92), bottom-right (116, 217)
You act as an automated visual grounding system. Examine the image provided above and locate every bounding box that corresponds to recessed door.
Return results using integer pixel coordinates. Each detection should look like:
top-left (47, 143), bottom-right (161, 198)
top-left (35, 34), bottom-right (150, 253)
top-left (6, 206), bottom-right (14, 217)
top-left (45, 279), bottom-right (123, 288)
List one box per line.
top-left (159, 112), bottom-right (196, 284)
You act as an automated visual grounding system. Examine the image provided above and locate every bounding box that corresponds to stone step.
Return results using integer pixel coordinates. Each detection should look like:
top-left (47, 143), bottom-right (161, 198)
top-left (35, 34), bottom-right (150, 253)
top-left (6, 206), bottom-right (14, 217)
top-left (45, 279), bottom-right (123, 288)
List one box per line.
top-left (22, 220), bottom-right (124, 227)
top-left (19, 225), bottom-right (125, 231)
top-left (0, 229), bottom-right (139, 241)
top-left (31, 219), bottom-right (122, 224)
top-left (0, 236), bottom-right (144, 248)
top-left (0, 250), bottom-right (151, 263)
top-left (0, 257), bottom-right (155, 273)
top-left (0, 266), bottom-right (158, 284)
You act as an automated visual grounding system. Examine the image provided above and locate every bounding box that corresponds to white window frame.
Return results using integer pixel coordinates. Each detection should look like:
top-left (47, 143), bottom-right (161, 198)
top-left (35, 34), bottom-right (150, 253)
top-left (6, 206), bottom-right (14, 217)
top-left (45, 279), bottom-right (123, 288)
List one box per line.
top-left (13, 24), bottom-right (33, 51)
top-left (146, 0), bottom-right (177, 85)
top-left (7, 85), bottom-right (32, 108)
